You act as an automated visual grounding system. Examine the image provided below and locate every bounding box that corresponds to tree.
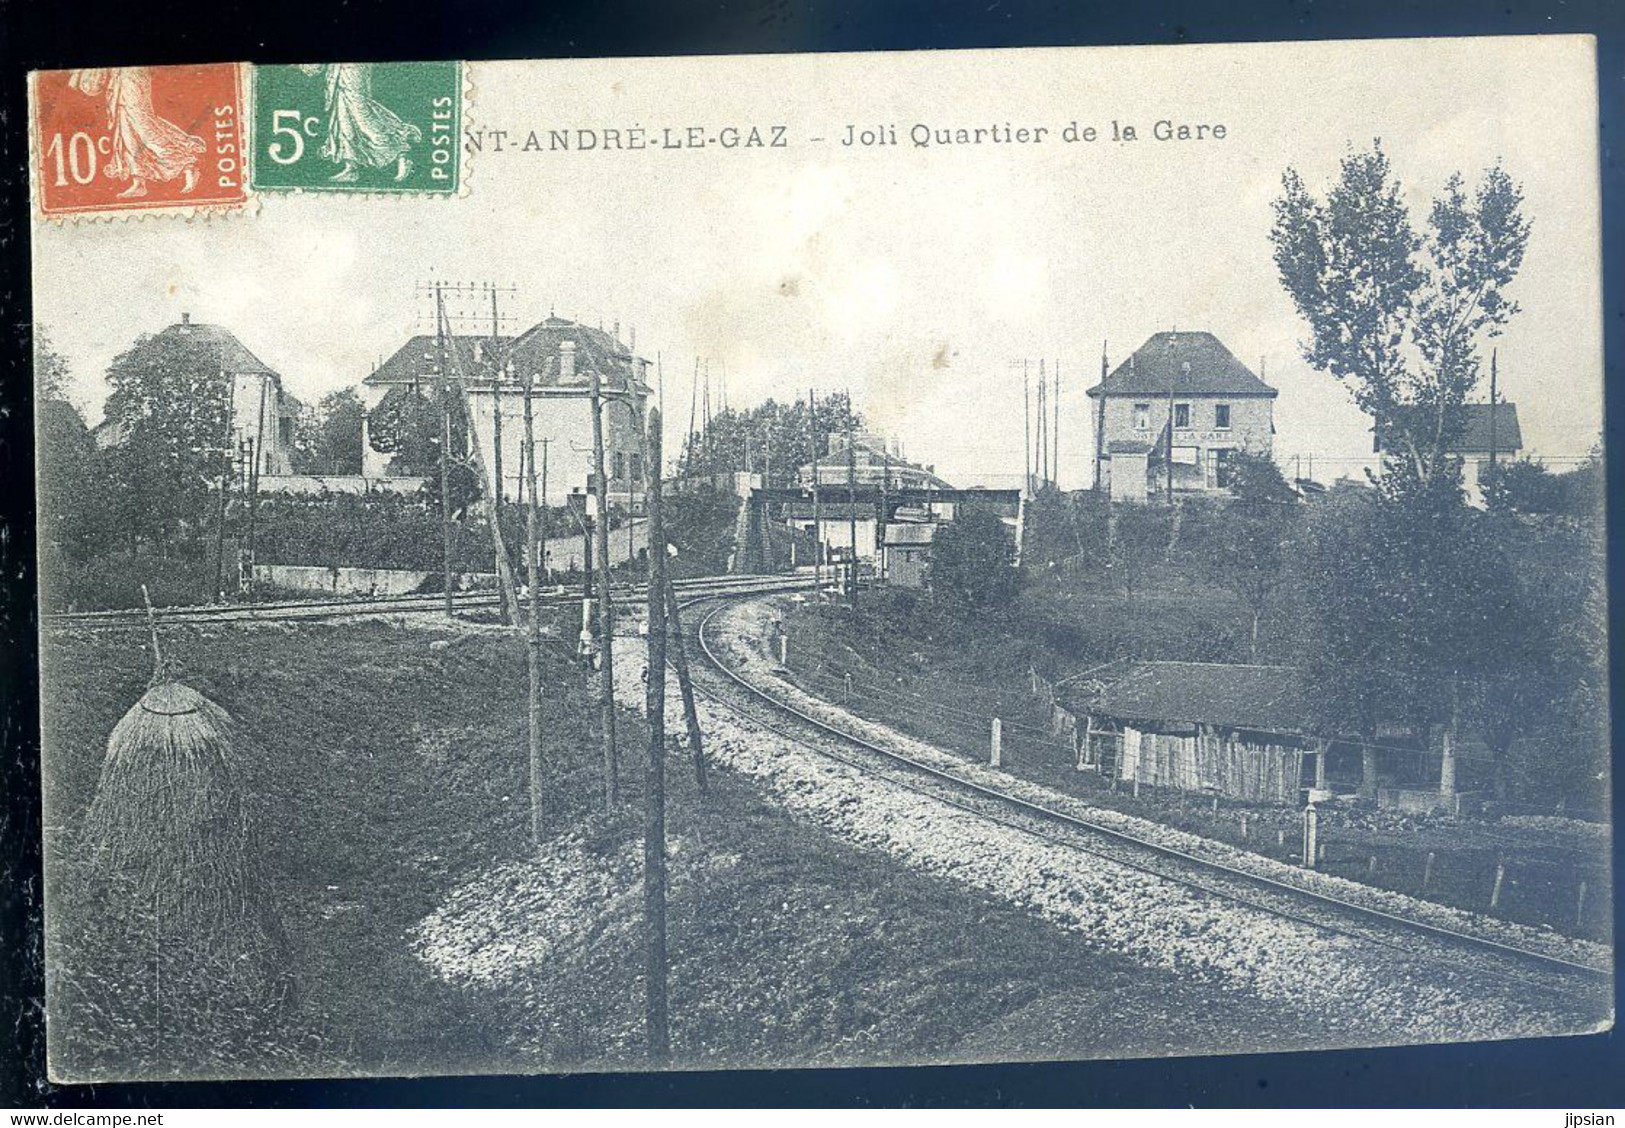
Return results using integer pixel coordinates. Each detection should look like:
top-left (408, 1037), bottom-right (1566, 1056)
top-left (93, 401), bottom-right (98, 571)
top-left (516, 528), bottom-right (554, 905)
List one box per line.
top-left (292, 388), bottom-right (365, 476)
top-left (1270, 143), bottom-right (1531, 487)
top-left (1106, 503), bottom-right (1170, 601)
top-left (101, 332), bottom-right (234, 553)
top-left (35, 324), bottom-right (72, 402)
top-left (676, 392), bottom-right (864, 485)
top-left (366, 384), bottom-right (446, 476)
top-left (929, 505), bottom-right (1017, 610)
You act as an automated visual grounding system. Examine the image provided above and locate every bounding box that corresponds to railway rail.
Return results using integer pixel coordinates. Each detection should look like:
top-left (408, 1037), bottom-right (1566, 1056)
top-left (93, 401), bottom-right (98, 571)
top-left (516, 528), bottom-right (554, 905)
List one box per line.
top-left (43, 572), bottom-right (813, 630)
top-left (683, 592), bottom-right (1610, 1002)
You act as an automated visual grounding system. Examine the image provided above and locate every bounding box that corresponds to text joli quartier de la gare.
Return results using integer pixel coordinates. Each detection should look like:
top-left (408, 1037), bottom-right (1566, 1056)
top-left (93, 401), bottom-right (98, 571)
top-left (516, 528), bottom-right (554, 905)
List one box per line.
top-left (463, 119), bottom-right (1230, 154)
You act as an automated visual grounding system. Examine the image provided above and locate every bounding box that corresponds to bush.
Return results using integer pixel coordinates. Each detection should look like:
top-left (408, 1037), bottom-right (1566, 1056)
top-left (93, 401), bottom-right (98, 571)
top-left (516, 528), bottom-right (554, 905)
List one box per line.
top-left (930, 506), bottom-right (1018, 610)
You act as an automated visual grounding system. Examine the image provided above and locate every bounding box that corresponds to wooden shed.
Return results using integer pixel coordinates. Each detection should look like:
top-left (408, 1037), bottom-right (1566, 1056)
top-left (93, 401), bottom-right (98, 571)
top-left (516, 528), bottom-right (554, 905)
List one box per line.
top-left (1065, 661), bottom-right (1327, 804)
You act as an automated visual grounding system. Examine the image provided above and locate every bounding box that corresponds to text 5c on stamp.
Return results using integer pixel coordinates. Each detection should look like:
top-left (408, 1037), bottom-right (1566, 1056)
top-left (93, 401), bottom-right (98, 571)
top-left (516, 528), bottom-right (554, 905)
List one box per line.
top-left (251, 61), bottom-right (462, 194)
top-left (31, 63), bottom-right (249, 219)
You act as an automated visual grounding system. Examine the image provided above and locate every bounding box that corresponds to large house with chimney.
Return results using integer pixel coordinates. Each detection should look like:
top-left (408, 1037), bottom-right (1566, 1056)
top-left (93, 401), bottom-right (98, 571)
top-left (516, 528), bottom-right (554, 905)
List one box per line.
top-left (1086, 331), bottom-right (1277, 503)
top-left (92, 313), bottom-right (302, 478)
top-left (362, 316), bottom-right (654, 505)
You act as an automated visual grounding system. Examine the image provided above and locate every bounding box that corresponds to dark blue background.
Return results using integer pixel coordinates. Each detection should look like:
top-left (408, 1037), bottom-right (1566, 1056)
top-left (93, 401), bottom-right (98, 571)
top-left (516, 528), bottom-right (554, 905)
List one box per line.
top-left (3, 0), bottom-right (1621, 1108)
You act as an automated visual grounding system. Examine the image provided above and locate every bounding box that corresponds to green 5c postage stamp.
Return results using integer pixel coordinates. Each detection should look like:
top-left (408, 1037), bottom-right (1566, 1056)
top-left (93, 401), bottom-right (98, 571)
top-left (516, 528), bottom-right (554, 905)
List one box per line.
top-left (251, 61), bottom-right (461, 193)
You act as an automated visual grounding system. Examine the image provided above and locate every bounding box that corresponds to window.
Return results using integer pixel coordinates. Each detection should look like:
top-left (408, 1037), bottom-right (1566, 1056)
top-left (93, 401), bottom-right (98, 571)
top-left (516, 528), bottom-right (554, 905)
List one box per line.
top-left (1212, 448), bottom-right (1234, 489)
top-left (1133, 403), bottom-right (1150, 431)
top-left (612, 452), bottom-right (626, 480)
top-left (1214, 403), bottom-right (1231, 430)
top-left (629, 452), bottom-right (644, 482)
top-left (1173, 402), bottom-right (1191, 430)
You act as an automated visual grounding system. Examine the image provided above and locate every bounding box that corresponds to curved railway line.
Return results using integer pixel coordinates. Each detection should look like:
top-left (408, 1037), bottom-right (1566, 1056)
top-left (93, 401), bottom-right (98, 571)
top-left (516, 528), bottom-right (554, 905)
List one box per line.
top-left (43, 572), bottom-right (812, 630)
top-left (682, 591), bottom-right (1610, 1007)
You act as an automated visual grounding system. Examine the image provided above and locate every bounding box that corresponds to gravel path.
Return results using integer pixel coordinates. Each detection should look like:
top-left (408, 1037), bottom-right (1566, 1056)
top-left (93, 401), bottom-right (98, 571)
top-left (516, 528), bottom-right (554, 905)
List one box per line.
top-left (618, 595), bottom-right (1611, 1050)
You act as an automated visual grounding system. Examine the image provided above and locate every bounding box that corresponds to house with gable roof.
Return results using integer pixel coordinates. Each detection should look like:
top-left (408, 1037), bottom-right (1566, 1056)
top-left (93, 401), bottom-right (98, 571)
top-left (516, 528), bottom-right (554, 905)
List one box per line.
top-left (361, 315), bottom-right (653, 505)
top-left (1086, 331), bottom-right (1278, 502)
top-left (93, 312), bottom-right (303, 477)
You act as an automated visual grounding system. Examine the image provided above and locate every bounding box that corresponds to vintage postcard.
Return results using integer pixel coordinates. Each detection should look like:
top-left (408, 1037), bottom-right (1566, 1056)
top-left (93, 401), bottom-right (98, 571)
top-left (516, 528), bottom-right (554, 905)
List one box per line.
top-left (30, 36), bottom-right (1610, 1083)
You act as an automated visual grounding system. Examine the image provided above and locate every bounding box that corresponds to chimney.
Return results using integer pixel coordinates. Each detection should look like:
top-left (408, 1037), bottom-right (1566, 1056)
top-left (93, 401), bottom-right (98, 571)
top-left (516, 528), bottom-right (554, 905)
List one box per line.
top-left (559, 340), bottom-right (577, 382)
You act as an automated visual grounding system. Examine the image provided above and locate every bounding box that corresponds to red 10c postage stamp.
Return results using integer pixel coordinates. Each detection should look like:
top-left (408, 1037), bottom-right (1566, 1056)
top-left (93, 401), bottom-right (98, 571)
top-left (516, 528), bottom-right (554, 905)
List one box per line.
top-left (30, 63), bottom-right (249, 219)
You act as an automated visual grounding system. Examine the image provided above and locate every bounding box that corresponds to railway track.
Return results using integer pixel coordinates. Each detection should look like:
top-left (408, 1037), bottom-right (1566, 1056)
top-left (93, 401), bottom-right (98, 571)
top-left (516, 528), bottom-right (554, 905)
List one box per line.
top-left (44, 572), bottom-right (814, 630)
top-left (684, 592), bottom-right (1610, 1004)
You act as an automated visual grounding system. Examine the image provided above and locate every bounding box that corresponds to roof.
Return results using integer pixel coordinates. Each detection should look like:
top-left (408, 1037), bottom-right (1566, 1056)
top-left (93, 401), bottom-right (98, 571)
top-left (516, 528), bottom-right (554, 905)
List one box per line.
top-left (1107, 439), bottom-right (1154, 456)
top-left (1086, 332), bottom-right (1277, 399)
top-left (365, 334), bottom-right (514, 387)
top-left (148, 320), bottom-right (279, 378)
top-left (365, 316), bottom-right (650, 395)
top-left (1373, 402), bottom-right (1523, 456)
top-left (1069, 661), bottom-right (1313, 735)
top-left (884, 522), bottom-right (938, 546)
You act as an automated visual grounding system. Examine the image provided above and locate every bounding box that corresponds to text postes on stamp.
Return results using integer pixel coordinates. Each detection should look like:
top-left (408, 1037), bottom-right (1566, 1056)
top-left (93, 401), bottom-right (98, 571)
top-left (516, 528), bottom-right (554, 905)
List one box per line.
top-left (31, 64), bottom-right (249, 219)
top-left (252, 62), bottom-right (462, 194)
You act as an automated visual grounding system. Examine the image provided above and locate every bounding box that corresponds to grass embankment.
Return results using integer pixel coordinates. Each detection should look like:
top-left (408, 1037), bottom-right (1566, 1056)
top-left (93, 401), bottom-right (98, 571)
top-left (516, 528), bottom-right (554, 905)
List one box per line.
top-left (42, 613), bottom-right (1344, 1079)
top-left (780, 592), bottom-right (1612, 942)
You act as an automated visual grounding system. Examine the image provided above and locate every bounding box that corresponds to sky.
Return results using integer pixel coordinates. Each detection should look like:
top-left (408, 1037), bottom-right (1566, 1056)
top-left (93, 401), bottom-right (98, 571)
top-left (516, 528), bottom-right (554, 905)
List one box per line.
top-left (32, 35), bottom-right (1604, 489)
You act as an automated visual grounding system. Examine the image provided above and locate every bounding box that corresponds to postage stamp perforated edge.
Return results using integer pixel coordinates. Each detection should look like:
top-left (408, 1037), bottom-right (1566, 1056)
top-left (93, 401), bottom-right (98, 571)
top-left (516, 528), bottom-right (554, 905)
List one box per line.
top-left (28, 64), bottom-right (260, 225)
top-left (246, 59), bottom-right (471, 200)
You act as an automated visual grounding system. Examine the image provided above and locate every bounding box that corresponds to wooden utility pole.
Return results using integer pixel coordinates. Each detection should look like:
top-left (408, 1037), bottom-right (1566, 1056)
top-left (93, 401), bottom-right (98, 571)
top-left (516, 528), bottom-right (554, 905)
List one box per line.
top-left (1037, 361), bottom-right (1047, 489)
top-left (1023, 359), bottom-right (1032, 497)
top-left (664, 576), bottom-right (707, 792)
top-left (687, 358), bottom-right (700, 478)
top-left (1166, 332), bottom-right (1177, 506)
top-left (1488, 347), bottom-right (1500, 470)
top-left (642, 409), bottom-right (670, 1059)
top-left (245, 377), bottom-right (268, 599)
top-left (440, 340), bottom-right (455, 619)
top-left (438, 290), bottom-right (522, 626)
top-left (590, 365), bottom-right (619, 808)
top-left (1095, 341), bottom-right (1108, 491)
top-left (523, 366), bottom-right (544, 845)
top-left (878, 443), bottom-right (890, 588)
top-left (846, 425), bottom-right (858, 610)
top-left (490, 292), bottom-right (505, 507)
top-left (489, 296), bottom-right (508, 622)
top-left (809, 388), bottom-right (822, 593)
top-left (211, 359), bottom-right (235, 602)
top-left (539, 439), bottom-right (550, 584)
top-left (1053, 358), bottom-right (1061, 491)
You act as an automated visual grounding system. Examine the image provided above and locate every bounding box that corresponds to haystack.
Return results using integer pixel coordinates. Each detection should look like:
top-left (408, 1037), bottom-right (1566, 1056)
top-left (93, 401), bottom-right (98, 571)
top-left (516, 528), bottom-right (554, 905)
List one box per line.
top-left (71, 589), bottom-right (294, 1061)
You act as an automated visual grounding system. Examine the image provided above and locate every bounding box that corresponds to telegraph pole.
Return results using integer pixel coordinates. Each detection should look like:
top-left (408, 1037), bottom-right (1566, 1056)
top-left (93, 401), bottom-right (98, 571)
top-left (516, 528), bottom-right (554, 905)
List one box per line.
top-left (211, 359), bottom-right (235, 602)
top-left (809, 388), bottom-right (822, 593)
top-left (439, 316), bottom-right (454, 619)
top-left (846, 423), bottom-right (858, 610)
top-left (1053, 357), bottom-right (1062, 491)
top-left (246, 377), bottom-right (268, 599)
top-left (490, 290), bottom-right (505, 507)
top-left (523, 364), bottom-right (544, 845)
top-left (1037, 360), bottom-right (1047, 489)
top-left (1166, 332), bottom-right (1177, 506)
top-left (1489, 347), bottom-right (1500, 471)
top-left (590, 364), bottom-right (619, 808)
top-left (1023, 358), bottom-right (1032, 497)
top-left (642, 408), bottom-right (670, 1059)
top-left (438, 289), bottom-right (522, 625)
